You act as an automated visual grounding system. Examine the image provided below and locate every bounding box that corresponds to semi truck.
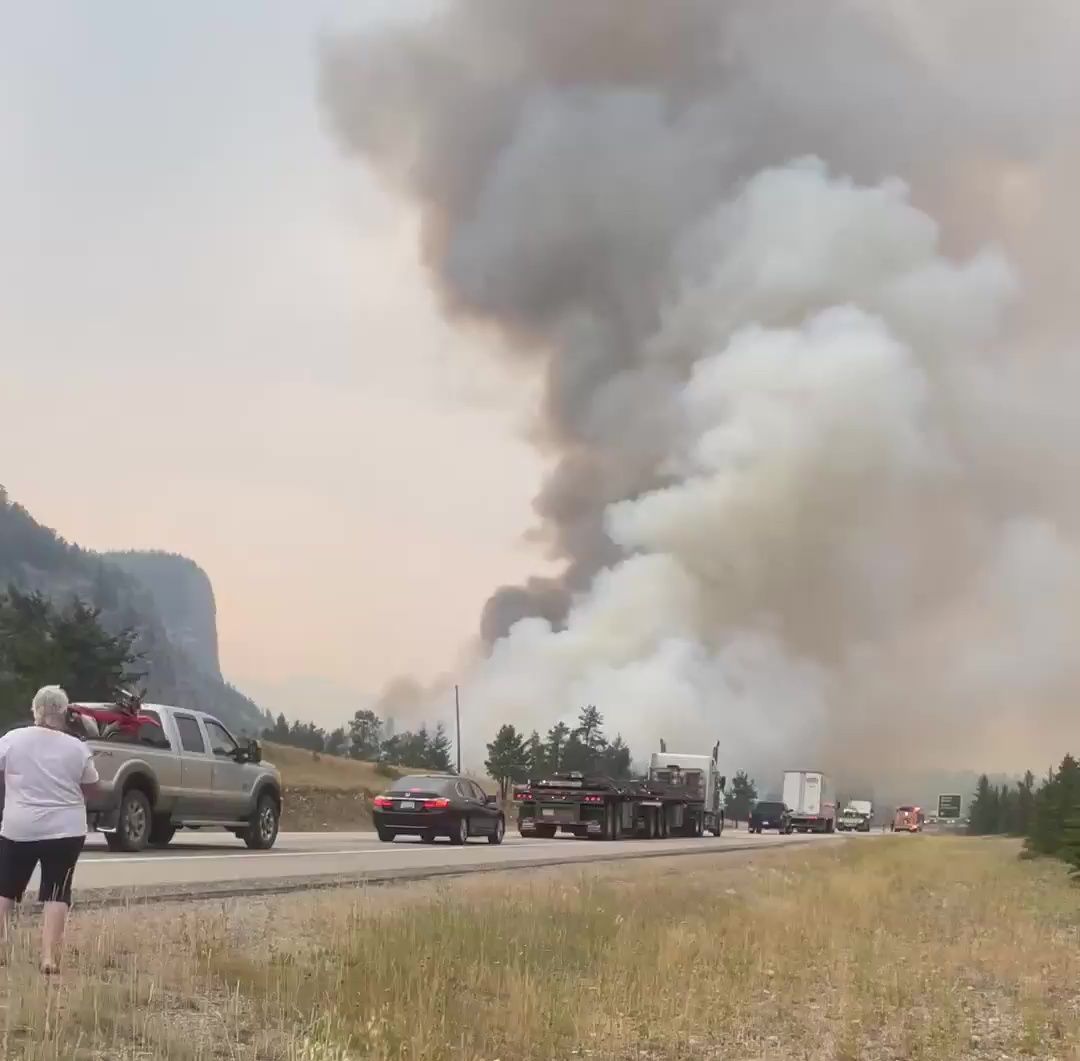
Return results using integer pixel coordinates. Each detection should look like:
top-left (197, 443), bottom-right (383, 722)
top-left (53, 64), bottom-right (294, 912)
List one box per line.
top-left (838, 799), bottom-right (873, 832)
top-left (515, 741), bottom-right (726, 840)
top-left (782, 770), bottom-right (836, 833)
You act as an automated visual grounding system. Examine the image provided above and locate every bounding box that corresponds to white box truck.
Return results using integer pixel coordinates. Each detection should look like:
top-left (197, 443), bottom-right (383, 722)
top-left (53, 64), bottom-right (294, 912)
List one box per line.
top-left (782, 770), bottom-right (836, 833)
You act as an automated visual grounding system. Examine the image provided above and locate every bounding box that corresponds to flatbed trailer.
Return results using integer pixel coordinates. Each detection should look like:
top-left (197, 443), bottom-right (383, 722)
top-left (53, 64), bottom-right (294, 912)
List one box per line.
top-left (515, 762), bottom-right (725, 841)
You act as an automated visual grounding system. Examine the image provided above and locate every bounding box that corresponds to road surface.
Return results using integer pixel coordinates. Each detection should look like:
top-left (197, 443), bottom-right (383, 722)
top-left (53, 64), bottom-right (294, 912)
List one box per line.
top-left (59, 829), bottom-right (836, 903)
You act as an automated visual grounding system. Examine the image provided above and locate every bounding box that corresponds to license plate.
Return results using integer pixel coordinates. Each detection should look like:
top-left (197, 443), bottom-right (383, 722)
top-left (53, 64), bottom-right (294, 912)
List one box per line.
top-left (541, 807), bottom-right (556, 817)
top-left (400, 800), bottom-right (416, 810)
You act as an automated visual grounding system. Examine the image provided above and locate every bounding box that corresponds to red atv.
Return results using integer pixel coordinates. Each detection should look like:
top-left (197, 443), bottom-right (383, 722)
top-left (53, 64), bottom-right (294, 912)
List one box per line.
top-left (65, 689), bottom-right (164, 743)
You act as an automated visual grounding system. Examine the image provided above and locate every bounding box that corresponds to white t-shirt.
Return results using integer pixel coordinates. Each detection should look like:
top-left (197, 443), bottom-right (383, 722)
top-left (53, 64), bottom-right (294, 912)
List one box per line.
top-left (0, 726), bottom-right (100, 841)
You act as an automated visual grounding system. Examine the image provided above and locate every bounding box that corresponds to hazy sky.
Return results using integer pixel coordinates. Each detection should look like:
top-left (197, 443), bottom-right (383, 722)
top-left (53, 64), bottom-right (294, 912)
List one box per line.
top-left (1, 2), bottom-right (548, 725)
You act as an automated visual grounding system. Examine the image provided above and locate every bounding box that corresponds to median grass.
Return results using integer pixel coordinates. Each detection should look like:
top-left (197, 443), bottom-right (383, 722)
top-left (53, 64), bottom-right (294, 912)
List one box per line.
top-left (3, 838), bottom-right (1079, 1059)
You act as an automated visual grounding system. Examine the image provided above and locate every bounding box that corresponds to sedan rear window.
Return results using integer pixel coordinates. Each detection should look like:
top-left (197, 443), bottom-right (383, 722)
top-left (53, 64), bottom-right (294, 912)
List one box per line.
top-left (754, 802), bottom-right (786, 815)
top-left (391, 776), bottom-right (456, 796)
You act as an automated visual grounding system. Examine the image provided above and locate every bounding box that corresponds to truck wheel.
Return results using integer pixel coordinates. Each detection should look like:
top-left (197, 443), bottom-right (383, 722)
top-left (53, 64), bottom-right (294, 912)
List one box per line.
top-left (611, 806), bottom-right (623, 841)
top-left (826, 819), bottom-right (835, 834)
top-left (111, 789), bottom-right (152, 852)
top-left (243, 792), bottom-right (280, 850)
top-left (149, 816), bottom-right (176, 848)
top-left (535, 825), bottom-right (556, 839)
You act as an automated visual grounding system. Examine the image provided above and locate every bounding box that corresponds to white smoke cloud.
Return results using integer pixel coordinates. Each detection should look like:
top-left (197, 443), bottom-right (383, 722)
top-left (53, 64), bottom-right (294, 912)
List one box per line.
top-left (321, 3), bottom-right (1080, 776)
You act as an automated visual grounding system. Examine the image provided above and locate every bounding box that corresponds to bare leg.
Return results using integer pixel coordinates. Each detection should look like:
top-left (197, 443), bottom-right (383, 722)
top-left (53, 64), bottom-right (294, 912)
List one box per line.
top-left (0, 896), bottom-right (14, 948)
top-left (41, 901), bottom-right (68, 971)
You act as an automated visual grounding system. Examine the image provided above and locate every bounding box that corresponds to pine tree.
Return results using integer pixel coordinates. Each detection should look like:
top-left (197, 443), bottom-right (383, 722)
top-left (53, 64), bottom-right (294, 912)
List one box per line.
top-left (425, 722), bottom-right (454, 771)
top-left (485, 724), bottom-right (530, 800)
top-left (542, 722), bottom-right (571, 772)
top-left (1016, 771), bottom-right (1036, 837)
top-left (601, 734), bottom-right (632, 778)
top-left (348, 708), bottom-right (383, 760)
top-left (968, 774), bottom-right (998, 835)
top-left (727, 771), bottom-right (758, 824)
top-left (575, 705), bottom-right (605, 754)
top-left (524, 730), bottom-right (546, 777)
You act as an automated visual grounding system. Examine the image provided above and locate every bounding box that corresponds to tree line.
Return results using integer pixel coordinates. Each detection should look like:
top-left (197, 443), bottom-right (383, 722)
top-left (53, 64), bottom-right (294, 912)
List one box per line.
top-left (262, 708), bottom-right (454, 772)
top-left (0, 585), bottom-right (142, 730)
top-left (968, 755), bottom-right (1080, 874)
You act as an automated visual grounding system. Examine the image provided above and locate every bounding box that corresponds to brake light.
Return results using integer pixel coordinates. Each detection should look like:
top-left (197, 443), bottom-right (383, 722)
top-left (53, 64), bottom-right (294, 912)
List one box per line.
top-left (584, 795), bottom-right (605, 804)
top-left (373, 796), bottom-right (393, 809)
top-left (423, 798), bottom-right (450, 809)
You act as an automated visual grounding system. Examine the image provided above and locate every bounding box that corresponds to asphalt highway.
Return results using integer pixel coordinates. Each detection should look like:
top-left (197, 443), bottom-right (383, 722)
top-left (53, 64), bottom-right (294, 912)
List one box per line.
top-left (55, 828), bottom-right (836, 902)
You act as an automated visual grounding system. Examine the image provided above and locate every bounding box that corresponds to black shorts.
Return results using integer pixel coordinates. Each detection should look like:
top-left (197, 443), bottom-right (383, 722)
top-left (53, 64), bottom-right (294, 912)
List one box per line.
top-left (0, 835), bottom-right (85, 905)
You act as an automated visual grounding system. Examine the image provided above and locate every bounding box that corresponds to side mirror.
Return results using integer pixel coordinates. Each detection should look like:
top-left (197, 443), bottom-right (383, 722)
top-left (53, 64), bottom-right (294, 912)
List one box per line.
top-left (246, 738), bottom-right (262, 764)
top-left (718, 775), bottom-right (727, 791)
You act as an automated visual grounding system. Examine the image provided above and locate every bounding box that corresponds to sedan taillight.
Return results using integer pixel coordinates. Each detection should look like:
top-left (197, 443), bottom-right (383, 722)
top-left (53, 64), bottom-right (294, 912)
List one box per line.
top-left (373, 796), bottom-right (393, 809)
top-left (423, 798), bottom-right (450, 809)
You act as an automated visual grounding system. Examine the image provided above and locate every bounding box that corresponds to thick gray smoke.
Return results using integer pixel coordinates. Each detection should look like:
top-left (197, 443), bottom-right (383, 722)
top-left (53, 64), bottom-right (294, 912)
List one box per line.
top-left (321, 1), bottom-right (1080, 774)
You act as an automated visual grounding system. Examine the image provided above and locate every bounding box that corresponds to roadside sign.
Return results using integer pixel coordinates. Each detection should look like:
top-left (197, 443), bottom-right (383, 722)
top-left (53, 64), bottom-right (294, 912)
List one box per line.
top-left (938, 794), bottom-right (962, 819)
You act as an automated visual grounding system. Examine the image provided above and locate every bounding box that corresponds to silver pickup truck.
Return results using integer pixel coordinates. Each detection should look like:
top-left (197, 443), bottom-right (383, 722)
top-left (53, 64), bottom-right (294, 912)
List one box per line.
top-left (82, 703), bottom-right (283, 852)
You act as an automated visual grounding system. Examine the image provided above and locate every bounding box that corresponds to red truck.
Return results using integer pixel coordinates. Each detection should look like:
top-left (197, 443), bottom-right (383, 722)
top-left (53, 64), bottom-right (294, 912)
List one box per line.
top-left (892, 805), bottom-right (924, 832)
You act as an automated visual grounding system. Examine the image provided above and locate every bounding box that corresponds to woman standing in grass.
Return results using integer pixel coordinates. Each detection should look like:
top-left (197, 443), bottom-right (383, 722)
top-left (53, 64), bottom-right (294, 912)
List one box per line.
top-left (0, 684), bottom-right (100, 974)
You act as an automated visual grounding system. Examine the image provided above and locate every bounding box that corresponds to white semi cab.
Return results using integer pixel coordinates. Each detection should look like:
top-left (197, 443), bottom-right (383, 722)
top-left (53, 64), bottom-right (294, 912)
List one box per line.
top-left (782, 770), bottom-right (836, 833)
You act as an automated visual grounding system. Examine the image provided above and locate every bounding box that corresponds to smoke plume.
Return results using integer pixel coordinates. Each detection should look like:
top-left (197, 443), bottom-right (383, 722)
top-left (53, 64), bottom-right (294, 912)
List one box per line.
top-left (320, 1), bottom-right (1080, 774)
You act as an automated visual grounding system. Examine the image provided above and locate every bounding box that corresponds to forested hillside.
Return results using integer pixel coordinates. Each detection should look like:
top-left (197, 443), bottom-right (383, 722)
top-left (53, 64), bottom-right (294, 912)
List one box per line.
top-left (0, 485), bottom-right (268, 734)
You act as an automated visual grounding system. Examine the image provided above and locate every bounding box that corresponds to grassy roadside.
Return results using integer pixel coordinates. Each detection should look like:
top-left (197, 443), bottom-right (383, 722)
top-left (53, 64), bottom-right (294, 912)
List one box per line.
top-left (3, 838), bottom-right (1079, 1059)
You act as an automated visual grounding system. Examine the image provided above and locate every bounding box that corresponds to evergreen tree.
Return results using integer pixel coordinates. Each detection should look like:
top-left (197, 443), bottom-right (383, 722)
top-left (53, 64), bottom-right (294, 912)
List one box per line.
top-left (601, 734), bottom-right (633, 778)
top-left (425, 722), bottom-right (454, 771)
top-left (485, 724), bottom-right (530, 800)
top-left (542, 722), bottom-right (571, 771)
top-left (1016, 771), bottom-right (1036, 837)
top-left (325, 727), bottom-right (348, 756)
top-left (574, 705), bottom-right (605, 754)
top-left (727, 771), bottom-right (758, 824)
top-left (968, 774), bottom-right (999, 835)
top-left (524, 730), bottom-right (546, 777)
top-left (0, 586), bottom-right (142, 728)
top-left (348, 708), bottom-right (383, 760)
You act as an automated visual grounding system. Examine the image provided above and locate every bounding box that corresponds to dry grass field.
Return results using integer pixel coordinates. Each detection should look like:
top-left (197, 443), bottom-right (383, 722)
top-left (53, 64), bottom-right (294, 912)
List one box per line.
top-left (2, 837), bottom-right (1079, 1060)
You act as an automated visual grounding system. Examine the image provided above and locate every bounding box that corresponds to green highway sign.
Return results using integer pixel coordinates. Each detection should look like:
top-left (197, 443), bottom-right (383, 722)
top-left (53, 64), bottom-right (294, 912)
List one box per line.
top-left (938, 794), bottom-right (962, 819)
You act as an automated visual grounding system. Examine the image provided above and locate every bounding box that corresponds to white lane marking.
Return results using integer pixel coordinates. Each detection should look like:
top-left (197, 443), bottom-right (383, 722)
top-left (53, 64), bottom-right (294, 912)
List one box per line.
top-left (78, 841), bottom-right (568, 865)
top-left (77, 836), bottom-right (775, 866)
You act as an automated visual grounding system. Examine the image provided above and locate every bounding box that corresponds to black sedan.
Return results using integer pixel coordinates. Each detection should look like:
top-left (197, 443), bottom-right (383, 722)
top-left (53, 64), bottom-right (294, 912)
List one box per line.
top-left (749, 800), bottom-right (793, 834)
top-left (373, 774), bottom-right (505, 844)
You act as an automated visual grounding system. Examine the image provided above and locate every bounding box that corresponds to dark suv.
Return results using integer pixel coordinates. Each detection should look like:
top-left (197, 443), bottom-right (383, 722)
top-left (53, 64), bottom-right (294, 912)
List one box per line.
top-left (749, 800), bottom-right (792, 834)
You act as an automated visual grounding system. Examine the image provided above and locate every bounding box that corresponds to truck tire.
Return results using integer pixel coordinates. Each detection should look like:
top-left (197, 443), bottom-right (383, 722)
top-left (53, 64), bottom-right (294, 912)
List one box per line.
top-left (243, 792), bottom-right (280, 850)
top-left (110, 788), bottom-right (152, 852)
top-left (611, 805), bottom-right (623, 841)
top-left (535, 825), bottom-right (557, 839)
top-left (149, 816), bottom-right (177, 848)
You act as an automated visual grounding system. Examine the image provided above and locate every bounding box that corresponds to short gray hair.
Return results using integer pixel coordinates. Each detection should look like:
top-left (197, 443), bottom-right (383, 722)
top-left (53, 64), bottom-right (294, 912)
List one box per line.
top-left (32, 685), bottom-right (70, 728)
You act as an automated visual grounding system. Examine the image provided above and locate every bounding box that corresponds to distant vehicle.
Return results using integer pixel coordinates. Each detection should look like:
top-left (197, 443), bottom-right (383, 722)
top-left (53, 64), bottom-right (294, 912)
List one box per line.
top-left (56, 700), bottom-right (281, 852)
top-left (516, 743), bottom-right (726, 840)
top-left (373, 774), bottom-right (505, 845)
top-left (838, 799), bottom-right (873, 832)
top-left (749, 800), bottom-right (792, 834)
top-left (782, 770), bottom-right (836, 833)
top-left (892, 805), bottom-right (924, 832)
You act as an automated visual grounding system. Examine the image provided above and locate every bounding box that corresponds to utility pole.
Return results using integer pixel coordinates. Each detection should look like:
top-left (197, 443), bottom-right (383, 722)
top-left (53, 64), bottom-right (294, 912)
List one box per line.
top-left (455, 684), bottom-right (462, 775)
